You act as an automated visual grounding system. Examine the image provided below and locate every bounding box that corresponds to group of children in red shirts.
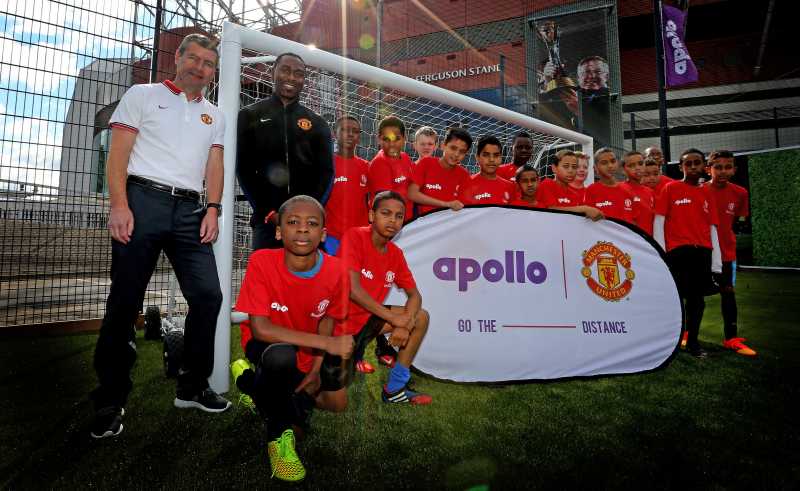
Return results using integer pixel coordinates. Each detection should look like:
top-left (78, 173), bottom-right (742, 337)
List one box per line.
top-left (230, 113), bottom-right (755, 481)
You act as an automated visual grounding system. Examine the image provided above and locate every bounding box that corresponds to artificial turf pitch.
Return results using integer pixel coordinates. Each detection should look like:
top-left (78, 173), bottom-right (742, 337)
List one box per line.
top-left (1, 270), bottom-right (798, 489)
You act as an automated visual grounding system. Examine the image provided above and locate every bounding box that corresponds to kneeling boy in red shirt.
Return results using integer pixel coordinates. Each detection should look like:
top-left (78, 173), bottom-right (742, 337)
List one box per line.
top-left (233, 195), bottom-right (355, 481)
top-left (339, 191), bottom-right (432, 404)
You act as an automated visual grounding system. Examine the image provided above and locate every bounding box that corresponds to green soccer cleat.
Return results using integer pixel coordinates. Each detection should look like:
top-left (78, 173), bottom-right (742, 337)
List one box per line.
top-left (230, 359), bottom-right (256, 414)
top-left (267, 429), bottom-right (306, 482)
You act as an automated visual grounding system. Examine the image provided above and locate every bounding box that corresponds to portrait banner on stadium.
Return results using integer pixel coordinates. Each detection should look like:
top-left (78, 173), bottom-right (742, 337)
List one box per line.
top-left (532, 10), bottom-right (613, 148)
top-left (385, 207), bottom-right (682, 383)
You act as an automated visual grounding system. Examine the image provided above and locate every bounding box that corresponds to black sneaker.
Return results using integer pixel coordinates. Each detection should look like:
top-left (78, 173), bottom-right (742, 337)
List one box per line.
top-left (90, 406), bottom-right (125, 439)
top-left (689, 347), bottom-right (708, 359)
top-left (174, 388), bottom-right (232, 413)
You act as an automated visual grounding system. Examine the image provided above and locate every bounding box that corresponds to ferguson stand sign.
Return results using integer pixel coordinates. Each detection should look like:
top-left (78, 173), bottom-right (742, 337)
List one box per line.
top-left (415, 63), bottom-right (501, 82)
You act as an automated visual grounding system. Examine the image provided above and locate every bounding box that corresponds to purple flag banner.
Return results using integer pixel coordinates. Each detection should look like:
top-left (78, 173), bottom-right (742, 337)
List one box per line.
top-left (661, 5), bottom-right (698, 87)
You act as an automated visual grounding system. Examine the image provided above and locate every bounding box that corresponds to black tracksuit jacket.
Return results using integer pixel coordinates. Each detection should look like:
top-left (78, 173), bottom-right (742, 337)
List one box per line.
top-left (236, 94), bottom-right (334, 225)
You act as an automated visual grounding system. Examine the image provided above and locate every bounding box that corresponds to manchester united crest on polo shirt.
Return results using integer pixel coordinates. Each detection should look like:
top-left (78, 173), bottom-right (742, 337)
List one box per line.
top-left (297, 118), bottom-right (312, 131)
top-left (201, 113), bottom-right (213, 125)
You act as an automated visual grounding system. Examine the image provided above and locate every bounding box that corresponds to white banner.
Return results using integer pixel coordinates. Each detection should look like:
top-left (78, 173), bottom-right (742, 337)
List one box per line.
top-left (386, 207), bottom-right (682, 382)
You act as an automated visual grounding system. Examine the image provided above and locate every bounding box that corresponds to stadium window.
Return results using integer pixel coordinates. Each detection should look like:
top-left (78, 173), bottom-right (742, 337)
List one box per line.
top-left (446, 54), bottom-right (456, 60)
top-left (417, 59), bottom-right (426, 65)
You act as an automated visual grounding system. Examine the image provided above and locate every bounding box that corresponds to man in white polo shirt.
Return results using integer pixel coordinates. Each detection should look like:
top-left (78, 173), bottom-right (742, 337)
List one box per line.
top-left (90, 33), bottom-right (231, 439)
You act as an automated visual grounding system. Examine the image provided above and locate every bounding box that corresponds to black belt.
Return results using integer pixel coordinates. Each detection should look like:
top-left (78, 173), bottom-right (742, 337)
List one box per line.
top-left (128, 175), bottom-right (200, 201)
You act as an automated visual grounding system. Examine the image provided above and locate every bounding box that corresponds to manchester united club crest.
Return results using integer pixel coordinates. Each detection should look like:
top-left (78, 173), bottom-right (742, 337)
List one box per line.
top-left (297, 118), bottom-right (312, 131)
top-left (581, 241), bottom-right (635, 301)
top-left (200, 113), bottom-right (213, 125)
top-left (311, 298), bottom-right (330, 318)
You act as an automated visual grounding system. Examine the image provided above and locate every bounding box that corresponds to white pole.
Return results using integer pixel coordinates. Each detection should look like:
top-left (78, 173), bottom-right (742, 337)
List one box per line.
top-left (210, 21), bottom-right (242, 394)
top-left (226, 21), bottom-right (593, 148)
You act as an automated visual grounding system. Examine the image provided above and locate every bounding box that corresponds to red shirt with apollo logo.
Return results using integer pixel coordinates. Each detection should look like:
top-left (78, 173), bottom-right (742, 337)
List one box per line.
top-left (368, 150), bottom-right (415, 220)
top-left (535, 178), bottom-right (583, 208)
top-left (705, 181), bottom-right (749, 262)
top-left (458, 174), bottom-right (516, 205)
top-left (235, 249), bottom-right (348, 373)
top-left (337, 226), bottom-right (416, 335)
top-left (411, 156), bottom-right (471, 214)
top-left (585, 182), bottom-right (637, 225)
top-left (619, 181), bottom-right (655, 235)
top-left (325, 155), bottom-right (370, 239)
top-left (655, 181), bottom-right (720, 252)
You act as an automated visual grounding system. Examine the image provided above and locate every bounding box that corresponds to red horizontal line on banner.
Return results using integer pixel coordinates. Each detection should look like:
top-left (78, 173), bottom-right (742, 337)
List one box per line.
top-left (503, 325), bottom-right (576, 329)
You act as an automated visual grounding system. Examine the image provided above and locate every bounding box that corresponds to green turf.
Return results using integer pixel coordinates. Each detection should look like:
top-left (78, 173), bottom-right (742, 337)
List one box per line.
top-left (2, 270), bottom-right (798, 489)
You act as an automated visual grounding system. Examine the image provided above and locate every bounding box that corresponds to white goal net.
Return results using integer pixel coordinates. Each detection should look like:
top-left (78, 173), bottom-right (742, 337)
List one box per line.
top-left (207, 21), bottom-right (593, 391)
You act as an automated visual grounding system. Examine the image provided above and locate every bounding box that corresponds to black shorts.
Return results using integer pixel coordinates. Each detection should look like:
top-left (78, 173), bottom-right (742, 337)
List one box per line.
top-left (666, 245), bottom-right (713, 298)
top-left (243, 313), bottom-right (386, 392)
top-left (713, 261), bottom-right (735, 289)
top-left (245, 339), bottom-right (345, 392)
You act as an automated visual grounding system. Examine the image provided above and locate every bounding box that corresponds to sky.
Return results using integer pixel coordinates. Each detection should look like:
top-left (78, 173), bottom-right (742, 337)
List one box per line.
top-left (0, 0), bottom-right (300, 190)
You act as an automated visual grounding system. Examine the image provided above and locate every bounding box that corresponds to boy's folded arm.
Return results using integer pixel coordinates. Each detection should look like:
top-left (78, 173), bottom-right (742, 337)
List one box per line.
top-left (408, 183), bottom-right (450, 209)
top-left (348, 270), bottom-right (397, 323)
top-left (402, 287), bottom-right (422, 324)
top-left (250, 314), bottom-right (332, 352)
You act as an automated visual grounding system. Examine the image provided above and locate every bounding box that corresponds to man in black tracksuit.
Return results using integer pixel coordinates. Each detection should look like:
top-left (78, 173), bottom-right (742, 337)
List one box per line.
top-left (237, 52), bottom-right (334, 250)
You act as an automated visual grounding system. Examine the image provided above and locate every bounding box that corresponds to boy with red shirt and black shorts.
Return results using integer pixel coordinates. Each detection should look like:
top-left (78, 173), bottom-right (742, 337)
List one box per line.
top-left (511, 164), bottom-right (540, 207)
top-left (408, 126), bottom-right (472, 214)
top-left (233, 195), bottom-right (355, 481)
top-left (324, 116), bottom-right (369, 255)
top-left (705, 150), bottom-right (756, 356)
top-left (339, 191), bottom-right (432, 404)
top-left (535, 150), bottom-right (603, 220)
top-left (619, 150), bottom-right (655, 235)
top-left (459, 135), bottom-right (516, 205)
top-left (368, 115), bottom-right (415, 221)
top-left (496, 132), bottom-right (534, 180)
top-left (654, 149), bottom-right (723, 358)
top-left (584, 148), bottom-right (637, 225)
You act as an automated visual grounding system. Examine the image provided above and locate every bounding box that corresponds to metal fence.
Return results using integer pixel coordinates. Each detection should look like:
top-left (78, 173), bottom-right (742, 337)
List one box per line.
top-left (0, 0), bottom-right (300, 327)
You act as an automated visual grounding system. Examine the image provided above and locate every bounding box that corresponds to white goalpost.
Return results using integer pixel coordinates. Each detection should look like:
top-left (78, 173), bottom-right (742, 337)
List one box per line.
top-left (208, 21), bottom-right (594, 392)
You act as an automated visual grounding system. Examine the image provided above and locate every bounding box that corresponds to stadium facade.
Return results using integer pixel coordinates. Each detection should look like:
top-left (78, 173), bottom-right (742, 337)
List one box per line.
top-left (276, 0), bottom-right (797, 159)
top-left (55, 0), bottom-right (798, 198)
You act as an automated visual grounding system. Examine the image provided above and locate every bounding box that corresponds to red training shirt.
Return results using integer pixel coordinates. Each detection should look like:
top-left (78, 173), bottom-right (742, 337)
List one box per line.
top-left (705, 181), bottom-right (749, 262)
top-left (536, 179), bottom-right (583, 208)
top-left (235, 249), bottom-right (349, 373)
top-left (584, 182), bottom-right (637, 225)
top-left (496, 163), bottom-right (520, 180)
top-left (619, 181), bottom-right (655, 235)
top-left (337, 226), bottom-right (416, 335)
top-left (411, 156), bottom-right (471, 214)
top-left (510, 198), bottom-right (540, 208)
top-left (458, 174), bottom-right (515, 205)
top-left (654, 174), bottom-right (674, 196)
top-left (325, 155), bottom-right (369, 239)
top-left (655, 181), bottom-right (719, 252)
top-left (368, 150), bottom-right (415, 220)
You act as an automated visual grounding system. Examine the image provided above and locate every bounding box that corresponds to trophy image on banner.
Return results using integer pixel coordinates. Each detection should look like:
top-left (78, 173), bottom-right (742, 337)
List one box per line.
top-left (536, 20), bottom-right (577, 94)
